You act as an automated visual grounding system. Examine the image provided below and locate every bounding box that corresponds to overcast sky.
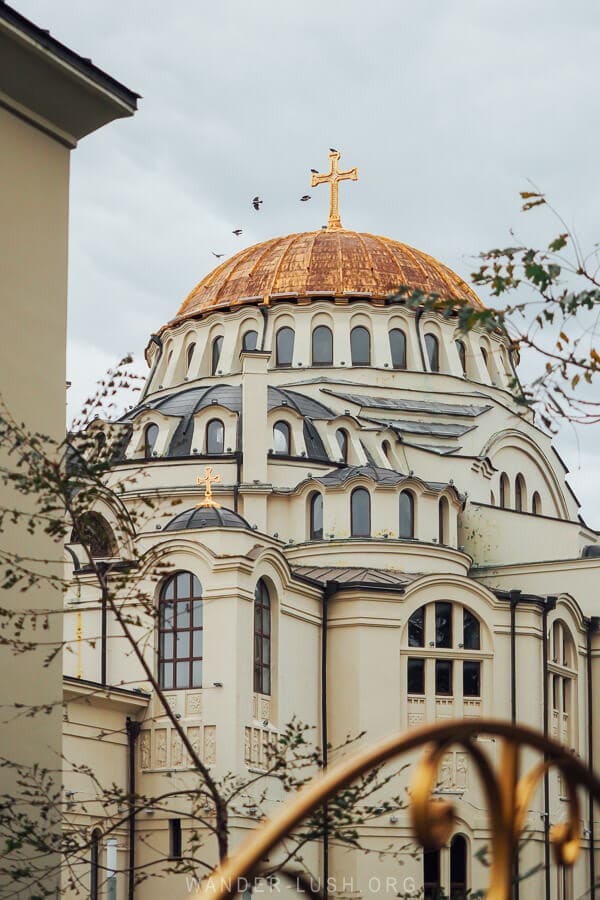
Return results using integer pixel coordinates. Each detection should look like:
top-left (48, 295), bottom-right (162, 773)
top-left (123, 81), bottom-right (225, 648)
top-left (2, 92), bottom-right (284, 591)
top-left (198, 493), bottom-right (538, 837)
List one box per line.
top-left (16, 0), bottom-right (600, 528)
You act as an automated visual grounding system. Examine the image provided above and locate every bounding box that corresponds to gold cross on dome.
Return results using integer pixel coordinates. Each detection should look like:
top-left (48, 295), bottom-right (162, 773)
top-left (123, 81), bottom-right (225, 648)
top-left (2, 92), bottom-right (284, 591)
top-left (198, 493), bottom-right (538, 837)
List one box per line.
top-left (196, 465), bottom-right (222, 508)
top-left (311, 150), bottom-right (358, 231)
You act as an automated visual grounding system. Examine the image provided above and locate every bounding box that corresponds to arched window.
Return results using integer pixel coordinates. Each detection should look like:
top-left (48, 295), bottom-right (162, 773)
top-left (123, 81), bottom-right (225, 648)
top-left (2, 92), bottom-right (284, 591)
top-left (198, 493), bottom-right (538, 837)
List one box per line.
top-left (350, 488), bottom-right (370, 537)
top-left (389, 328), bottom-right (407, 369)
top-left (532, 491), bottom-right (542, 515)
top-left (275, 326), bottom-right (294, 367)
top-left (350, 326), bottom-right (371, 366)
top-left (408, 606), bottom-right (425, 647)
top-left (312, 325), bottom-right (333, 366)
top-left (71, 512), bottom-right (116, 558)
top-left (424, 334), bottom-right (440, 372)
top-left (159, 572), bottom-right (203, 690)
top-left (423, 848), bottom-right (441, 900)
top-left (438, 496), bottom-right (449, 545)
top-left (481, 345), bottom-right (493, 380)
top-left (144, 423), bottom-right (159, 457)
top-left (399, 490), bottom-right (415, 539)
top-left (450, 835), bottom-right (468, 899)
top-left (515, 473), bottom-right (525, 512)
top-left (463, 608), bottom-right (480, 650)
top-left (186, 342), bottom-right (196, 372)
top-left (242, 329), bottom-right (258, 352)
top-left (211, 336), bottom-right (224, 375)
top-left (336, 428), bottom-right (348, 463)
top-left (549, 621), bottom-right (577, 747)
top-left (499, 473), bottom-right (509, 509)
top-left (455, 339), bottom-right (467, 375)
top-left (273, 421), bottom-right (291, 454)
top-left (309, 492), bottom-right (323, 540)
top-left (254, 580), bottom-right (271, 695)
top-left (382, 440), bottom-right (392, 464)
top-left (206, 418), bottom-right (224, 454)
top-left (90, 828), bottom-right (101, 900)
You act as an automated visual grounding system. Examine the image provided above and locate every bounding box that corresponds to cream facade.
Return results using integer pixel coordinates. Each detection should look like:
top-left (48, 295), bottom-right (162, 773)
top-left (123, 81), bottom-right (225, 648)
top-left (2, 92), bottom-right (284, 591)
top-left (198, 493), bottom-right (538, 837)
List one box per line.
top-left (63, 223), bottom-right (600, 899)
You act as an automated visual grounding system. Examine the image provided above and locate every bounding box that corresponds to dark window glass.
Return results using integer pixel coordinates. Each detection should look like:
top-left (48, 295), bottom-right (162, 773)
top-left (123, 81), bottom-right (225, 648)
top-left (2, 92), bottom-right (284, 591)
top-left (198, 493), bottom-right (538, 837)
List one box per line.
top-left (424, 334), bottom-right (440, 372)
top-left (350, 488), bottom-right (370, 537)
top-left (399, 491), bottom-right (414, 539)
top-left (309, 493), bottom-right (323, 540)
top-left (450, 835), bottom-right (468, 899)
top-left (254, 580), bottom-right (271, 695)
top-left (463, 609), bottom-right (480, 650)
top-left (455, 340), bottom-right (466, 375)
top-left (435, 602), bottom-right (452, 648)
top-left (499, 473), bottom-right (509, 509)
top-left (382, 440), bottom-right (392, 463)
top-left (435, 659), bottom-right (453, 695)
top-left (552, 674), bottom-right (559, 711)
top-left (515, 474), bottom-right (524, 512)
top-left (336, 428), bottom-right (348, 463)
top-left (532, 491), bottom-right (542, 515)
top-left (144, 423), bottom-right (159, 457)
top-left (275, 327), bottom-right (294, 367)
top-left (71, 512), bottom-right (116, 558)
top-left (242, 330), bottom-right (258, 352)
top-left (169, 819), bottom-right (182, 859)
top-left (408, 607), bottom-right (425, 647)
top-left (273, 421), bottom-right (291, 454)
top-left (186, 342), bottom-right (196, 371)
top-left (211, 336), bottom-right (224, 375)
top-left (389, 328), bottom-right (407, 369)
top-left (463, 660), bottom-right (481, 697)
top-left (206, 418), bottom-right (224, 454)
top-left (350, 326), bottom-right (371, 365)
top-left (312, 325), bottom-right (333, 365)
top-left (438, 497), bottom-right (448, 545)
top-left (90, 829), bottom-right (101, 900)
top-left (407, 658), bottom-right (425, 695)
top-left (481, 346), bottom-right (491, 376)
top-left (423, 848), bottom-right (441, 900)
top-left (159, 572), bottom-right (203, 690)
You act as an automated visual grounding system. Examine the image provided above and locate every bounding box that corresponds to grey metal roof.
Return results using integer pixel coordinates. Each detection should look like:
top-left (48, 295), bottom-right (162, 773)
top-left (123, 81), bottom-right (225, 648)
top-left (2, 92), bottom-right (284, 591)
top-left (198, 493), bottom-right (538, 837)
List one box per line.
top-left (268, 388), bottom-right (334, 419)
top-left (324, 389), bottom-right (490, 418)
top-left (317, 465), bottom-right (406, 486)
top-left (365, 416), bottom-right (474, 438)
top-left (164, 505), bottom-right (250, 532)
top-left (292, 565), bottom-right (420, 589)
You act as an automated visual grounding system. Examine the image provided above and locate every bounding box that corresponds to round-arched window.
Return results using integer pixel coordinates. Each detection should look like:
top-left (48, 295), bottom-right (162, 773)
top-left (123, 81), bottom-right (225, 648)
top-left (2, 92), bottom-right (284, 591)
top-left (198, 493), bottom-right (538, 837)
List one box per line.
top-left (424, 334), bottom-right (440, 372)
top-left (312, 325), bottom-right (333, 366)
top-left (389, 328), bottom-right (407, 370)
top-left (144, 423), bottom-right (159, 457)
top-left (158, 572), bottom-right (203, 690)
top-left (242, 329), bottom-right (258, 352)
top-left (515, 473), bottom-right (526, 512)
top-left (186, 342), bottom-right (196, 372)
top-left (206, 419), bottom-right (225, 454)
top-left (335, 428), bottom-right (349, 463)
top-left (254, 579), bottom-right (271, 695)
top-left (438, 496), bottom-right (449, 545)
top-left (309, 492), bottom-right (323, 540)
top-left (211, 336), bottom-right (224, 375)
top-left (399, 491), bottom-right (415, 539)
top-left (350, 326), bottom-right (371, 366)
top-left (532, 491), bottom-right (542, 515)
top-left (275, 327), bottom-right (294, 367)
top-left (455, 339), bottom-right (467, 375)
top-left (499, 473), bottom-right (509, 508)
top-left (273, 421), bottom-right (291, 454)
top-left (350, 488), bottom-right (370, 537)
top-left (71, 512), bottom-right (116, 558)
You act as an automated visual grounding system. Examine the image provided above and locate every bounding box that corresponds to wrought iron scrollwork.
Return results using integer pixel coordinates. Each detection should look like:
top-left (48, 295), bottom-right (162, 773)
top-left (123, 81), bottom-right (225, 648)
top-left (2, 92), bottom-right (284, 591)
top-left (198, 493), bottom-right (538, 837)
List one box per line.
top-left (196, 719), bottom-right (600, 900)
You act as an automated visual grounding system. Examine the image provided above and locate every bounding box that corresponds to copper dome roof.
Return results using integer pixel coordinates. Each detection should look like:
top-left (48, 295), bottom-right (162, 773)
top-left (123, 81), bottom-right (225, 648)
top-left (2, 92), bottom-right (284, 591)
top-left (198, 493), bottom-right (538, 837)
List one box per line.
top-left (174, 229), bottom-right (482, 323)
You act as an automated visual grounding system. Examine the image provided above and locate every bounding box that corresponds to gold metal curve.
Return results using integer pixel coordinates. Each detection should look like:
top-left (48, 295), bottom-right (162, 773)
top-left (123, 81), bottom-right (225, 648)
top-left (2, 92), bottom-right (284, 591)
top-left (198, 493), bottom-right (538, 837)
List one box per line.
top-left (195, 718), bottom-right (600, 900)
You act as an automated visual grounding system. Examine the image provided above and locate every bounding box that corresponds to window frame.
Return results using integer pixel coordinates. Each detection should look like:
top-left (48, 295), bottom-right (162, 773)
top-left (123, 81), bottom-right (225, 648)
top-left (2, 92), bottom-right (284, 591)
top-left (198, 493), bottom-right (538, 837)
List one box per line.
top-left (350, 325), bottom-right (371, 366)
top-left (242, 329), bottom-right (259, 352)
top-left (311, 325), bottom-right (333, 366)
top-left (399, 490), bottom-right (415, 539)
top-left (273, 420), bottom-right (291, 455)
top-left (275, 326), bottom-right (295, 367)
top-left (158, 572), bottom-right (203, 691)
top-left (254, 579), bottom-right (271, 696)
top-left (350, 487), bottom-right (371, 537)
top-left (144, 423), bottom-right (159, 457)
top-left (424, 333), bottom-right (440, 372)
top-left (206, 418), bottom-right (225, 455)
top-left (389, 328), bottom-right (407, 370)
top-left (309, 492), bottom-right (323, 540)
top-left (211, 336), bottom-right (224, 375)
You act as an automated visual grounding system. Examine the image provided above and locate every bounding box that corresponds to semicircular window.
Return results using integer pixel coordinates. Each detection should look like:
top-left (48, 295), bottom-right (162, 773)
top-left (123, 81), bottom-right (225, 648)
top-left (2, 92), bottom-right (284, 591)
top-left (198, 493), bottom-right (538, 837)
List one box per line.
top-left (71, 512), bottom-right (116, 558)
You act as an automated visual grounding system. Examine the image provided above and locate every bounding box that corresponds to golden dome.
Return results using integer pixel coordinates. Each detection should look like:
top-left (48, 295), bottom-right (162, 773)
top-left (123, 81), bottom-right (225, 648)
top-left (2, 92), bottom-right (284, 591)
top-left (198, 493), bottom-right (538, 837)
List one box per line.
top-left (174, 229), bottom-right (482, 323)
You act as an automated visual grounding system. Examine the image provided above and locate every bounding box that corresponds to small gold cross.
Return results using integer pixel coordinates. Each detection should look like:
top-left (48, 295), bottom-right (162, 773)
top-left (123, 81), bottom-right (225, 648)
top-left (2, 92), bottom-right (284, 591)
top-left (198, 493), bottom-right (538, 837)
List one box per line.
top-left (311, 150), bottom-right (358, 231)
top-left (196, 465), bottom-right (222, 508)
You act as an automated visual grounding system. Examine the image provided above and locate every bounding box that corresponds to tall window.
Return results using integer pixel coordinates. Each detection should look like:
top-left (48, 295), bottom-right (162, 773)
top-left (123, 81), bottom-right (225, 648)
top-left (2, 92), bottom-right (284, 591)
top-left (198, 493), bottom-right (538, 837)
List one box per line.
top-left (424, 334), bottom-right (440, 372)
top-left (532, 491), bottom-right (542, 515)
top-left (499, 473), bottom-right (509, 508)
top-left (144, 423), bottom-right (159, 457)
top-left (312, 325), bottom-right (333, 365)
top-left (336, 428), bottom-right (348, 463)
top-left (455, 340), bottom-right (467, 375)
top-left (549, 620), bottom-right (576, 746)
top-left (159, 572), bottom-right (203, 690)
top-left (435, 601), bottom-right (452, 648)
top-left (515, 473), bottom-right (525, 512)
top-left (206, 418), bottom-right (225, 454)
top-left (169, 819), bottom-right (182, 859)
top-left (382, 440), bottom-right (392, 464)
top-left (90, 828), bottom-right (101, 900)
top-left (350, 488), bottom-right (370, 537)
top-left (254, 580), bottom-right (271, 695)
top-left (211, 336), bottom-right (224, 375)
top-left (423, 848), bottom-right (441, 900)
top-left (242, 329), bottom-right (258, 352)
top-left (275, 326), bottom-right (294, 367)
top-left (186, 342), bottom-right (196, 372)
top-left (350, 326), bottom-right (371, 365)
top-left (389, 328), bottom-right (407, 369)
top-left (273, 421), bottom-right (291, 454)
top-left (309, 492), bottom-right (323, 540)
top-left (450, 835), bottom-right (468, 899)
top-left (399, 490), bottom-right (415, 539)
top-left (408, 605), bottom-right (425, 647)
top-left (438, 496), bottom-right (449, 545)
top-left (481, 345), bottom-right (493, 380)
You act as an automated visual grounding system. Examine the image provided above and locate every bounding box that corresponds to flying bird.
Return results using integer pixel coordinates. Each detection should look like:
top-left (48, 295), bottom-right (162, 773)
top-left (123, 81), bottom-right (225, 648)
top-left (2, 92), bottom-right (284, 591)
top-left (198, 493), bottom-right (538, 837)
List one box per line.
top-left (310, 168), bottom-right (319, 174)
top-left (212, 251), bottom-right (225, 258)
top-left (300, 195), bottom-right (311, 202)
top-left (252, 196), bottom-right (263, 210)
top-left (232, 229), bottom-right (243, 236)
top-left (329, 147), bottom-right (338, 153)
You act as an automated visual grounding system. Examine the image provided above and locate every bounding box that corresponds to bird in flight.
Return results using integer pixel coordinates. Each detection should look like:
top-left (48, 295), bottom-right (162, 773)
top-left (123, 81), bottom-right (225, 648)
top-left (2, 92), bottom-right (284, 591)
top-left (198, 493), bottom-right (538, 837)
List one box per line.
top-left (329, 147), bottom-right (338, 153)
top-left (212, 251), bottom-right (225, 258)
top-left (310, 168), bottom-right (319, 174)
top-left (252, 196), bottom-right (263, 210)
top-left (232, 229), bottom-right (243, 236)
top-left (300, 195), bottom-right (311, 202)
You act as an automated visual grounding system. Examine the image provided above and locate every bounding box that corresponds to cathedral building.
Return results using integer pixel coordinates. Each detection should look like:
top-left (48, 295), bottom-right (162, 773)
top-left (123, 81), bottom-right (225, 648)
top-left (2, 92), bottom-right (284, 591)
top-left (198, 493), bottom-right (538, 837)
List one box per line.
top-left (64, 153), bottom-right (599, 900)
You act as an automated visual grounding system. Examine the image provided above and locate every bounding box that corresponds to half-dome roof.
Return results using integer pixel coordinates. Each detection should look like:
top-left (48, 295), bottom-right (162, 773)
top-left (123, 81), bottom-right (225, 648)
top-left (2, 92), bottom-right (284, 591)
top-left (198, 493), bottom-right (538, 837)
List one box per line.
top-left (174, 229), bottom-right (483, 322)
top-left (164, 506), bottom-right (251, 532)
